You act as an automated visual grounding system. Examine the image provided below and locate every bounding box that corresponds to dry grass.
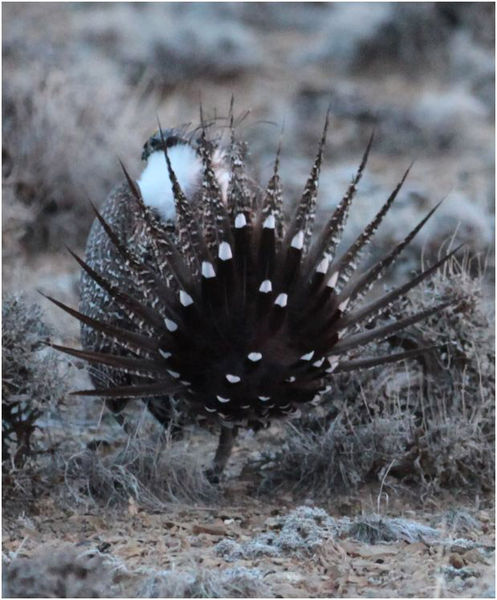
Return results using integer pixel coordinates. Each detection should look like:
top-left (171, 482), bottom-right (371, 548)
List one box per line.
top-left (406, 254), bottom-right (494, 491)
top-left (60, 424), bottom-right (219, 511)
top-left (262, 413), bottom-right (414, 495)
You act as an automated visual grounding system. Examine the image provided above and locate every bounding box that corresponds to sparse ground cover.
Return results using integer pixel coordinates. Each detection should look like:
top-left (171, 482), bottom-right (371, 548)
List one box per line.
top-left (3, 3), bottom-right (494, 597)
top-left (3, 462), bottom-right (495, 597)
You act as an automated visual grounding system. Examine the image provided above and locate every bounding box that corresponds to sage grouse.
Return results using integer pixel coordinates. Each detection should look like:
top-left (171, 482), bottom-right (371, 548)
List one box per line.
top-left (47, 111), bottom-right (458, 479)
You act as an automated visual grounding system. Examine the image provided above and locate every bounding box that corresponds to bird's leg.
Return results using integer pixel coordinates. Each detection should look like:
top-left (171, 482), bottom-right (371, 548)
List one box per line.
top-left (206, 425), bottom-right (238, 483)
top-left (213, 425), bottom-right (238, 473)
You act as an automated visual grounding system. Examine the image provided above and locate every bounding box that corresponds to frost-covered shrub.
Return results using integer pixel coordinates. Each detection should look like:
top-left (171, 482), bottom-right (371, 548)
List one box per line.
top-left (216, 506), bottom-right (336, 560)
top-left (404, 257), bottom-right (494, 490)
top-left (2, 295), bottom-right (67, 468)
top-left (348, 514), bottom-right (439, 544)
top-left (138, 565), bottom-right (269, 598)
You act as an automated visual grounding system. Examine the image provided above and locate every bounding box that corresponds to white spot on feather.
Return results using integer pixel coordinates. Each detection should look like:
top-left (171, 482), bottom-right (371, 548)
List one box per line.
top-left (317, 257), bottom-right (330, 274)
top-left (235, 213), bottom-right (247, 228)
top-left (326, 357), bottom-right (339, 373)
top-left (226, 374), bottom-right (241, 383)
top-left (216, 395), bottom-right (230, 403)
top-left (179, 290), bottom-right (194, 307)
top-left (291, 230), bottom-right (304, 250)
top-left (159, 349), bottom-right (171, 359)
top-left (327, 271), bottom-right (339, 289)
top-left (248, 352), bottom-right (262, 362)
top-left (164, 318), bottom-right (178, 332)
top-left (259, 279), bottom-right (272, 293)
top-left (300, 351), bottom-right (315, 361)
top-left (218, 241), bottom-right (233, 261)
top-left (275, 293), bottom-right (288, 307)
top-left (202, 261), bottom-right (216, 278)
top-left (263, 214), bottom-right (275, 229)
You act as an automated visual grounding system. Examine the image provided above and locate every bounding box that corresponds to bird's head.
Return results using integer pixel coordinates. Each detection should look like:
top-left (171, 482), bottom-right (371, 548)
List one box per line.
top-left (141, 127), bottom-right (196, 162)
top-left (138, 126), bottom-right (229, 222)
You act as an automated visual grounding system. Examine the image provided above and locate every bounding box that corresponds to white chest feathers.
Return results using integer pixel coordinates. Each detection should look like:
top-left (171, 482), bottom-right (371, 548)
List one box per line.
top-left (137, 145), bottom-right (203, 222)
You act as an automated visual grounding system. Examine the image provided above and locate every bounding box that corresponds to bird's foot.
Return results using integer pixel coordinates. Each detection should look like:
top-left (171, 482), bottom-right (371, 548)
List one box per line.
top-left (204, 466), bottom-right (222, 484)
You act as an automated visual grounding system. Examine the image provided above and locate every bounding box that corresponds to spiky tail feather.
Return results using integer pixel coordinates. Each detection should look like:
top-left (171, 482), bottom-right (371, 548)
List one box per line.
top-left (47, 120), bottom-right (459, 429)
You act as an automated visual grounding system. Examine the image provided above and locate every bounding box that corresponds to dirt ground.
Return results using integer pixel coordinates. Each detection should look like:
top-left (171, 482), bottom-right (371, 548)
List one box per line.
top-left (2, 448), bottom-right (495, 597)
top-left (2, 3), bottom-right (494, 598)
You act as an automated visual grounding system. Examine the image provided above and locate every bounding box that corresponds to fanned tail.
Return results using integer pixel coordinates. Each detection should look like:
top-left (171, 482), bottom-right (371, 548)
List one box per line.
top-left (49, 116), bottom-right (459, 431)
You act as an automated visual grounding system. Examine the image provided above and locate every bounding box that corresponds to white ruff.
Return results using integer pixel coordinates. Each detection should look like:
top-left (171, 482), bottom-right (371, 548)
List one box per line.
top-left (137, 145), bottom-right (202, 221)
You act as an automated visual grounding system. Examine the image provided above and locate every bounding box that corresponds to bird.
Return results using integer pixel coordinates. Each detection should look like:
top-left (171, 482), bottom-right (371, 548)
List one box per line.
top-left (45, 106), bottom-right (459, 481)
